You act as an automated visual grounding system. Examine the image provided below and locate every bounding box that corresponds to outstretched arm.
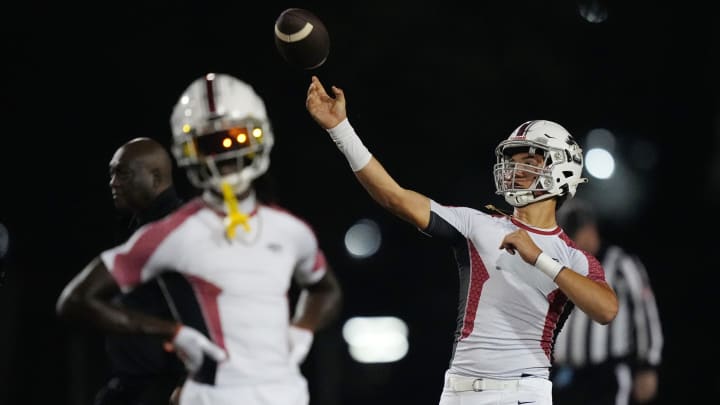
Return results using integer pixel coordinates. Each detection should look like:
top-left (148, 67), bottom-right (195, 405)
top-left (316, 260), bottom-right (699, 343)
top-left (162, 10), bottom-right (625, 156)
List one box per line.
top-left (306, 76), bottom-right (431, 229)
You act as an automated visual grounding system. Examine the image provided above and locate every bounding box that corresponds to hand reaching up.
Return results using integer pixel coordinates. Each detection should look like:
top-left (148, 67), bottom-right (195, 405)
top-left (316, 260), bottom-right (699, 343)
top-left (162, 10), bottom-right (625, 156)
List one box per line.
top-left (306, 75), bottom-right (347, 130)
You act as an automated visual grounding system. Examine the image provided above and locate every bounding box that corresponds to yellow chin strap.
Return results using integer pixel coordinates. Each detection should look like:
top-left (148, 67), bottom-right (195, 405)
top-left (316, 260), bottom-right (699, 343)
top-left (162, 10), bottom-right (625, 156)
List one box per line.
top-left (221, 181), bottom-right (251, 239)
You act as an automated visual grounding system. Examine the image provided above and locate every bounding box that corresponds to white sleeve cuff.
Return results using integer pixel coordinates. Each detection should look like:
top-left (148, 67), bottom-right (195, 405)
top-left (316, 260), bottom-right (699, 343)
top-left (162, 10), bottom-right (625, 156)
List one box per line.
top-left (535, 252), bottom-right (564, 281)
top-left (327, 118), bottom-right (372, 172)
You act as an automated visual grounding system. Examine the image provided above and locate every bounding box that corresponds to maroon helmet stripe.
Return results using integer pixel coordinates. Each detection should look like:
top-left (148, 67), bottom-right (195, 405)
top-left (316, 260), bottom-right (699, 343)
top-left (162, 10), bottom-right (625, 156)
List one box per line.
top-left (516, 120), bottom-right (534, 138)
top-left (205, 75), bottom-right (216, 113)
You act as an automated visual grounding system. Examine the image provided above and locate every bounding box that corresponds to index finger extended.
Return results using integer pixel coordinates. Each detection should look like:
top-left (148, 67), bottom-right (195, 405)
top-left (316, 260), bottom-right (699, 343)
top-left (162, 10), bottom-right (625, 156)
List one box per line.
top-left (308, 75), bottom-right (330, 98)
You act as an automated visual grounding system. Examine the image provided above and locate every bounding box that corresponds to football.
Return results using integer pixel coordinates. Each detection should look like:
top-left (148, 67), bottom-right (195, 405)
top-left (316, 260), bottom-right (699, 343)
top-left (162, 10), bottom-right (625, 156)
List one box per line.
top-left (274, 8), bottom-right (330, 70)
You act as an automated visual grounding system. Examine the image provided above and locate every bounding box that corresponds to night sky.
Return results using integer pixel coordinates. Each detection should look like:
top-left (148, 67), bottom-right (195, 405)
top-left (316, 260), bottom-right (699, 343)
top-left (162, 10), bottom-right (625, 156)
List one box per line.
top-left (1, 1), bottom-right (717, 404)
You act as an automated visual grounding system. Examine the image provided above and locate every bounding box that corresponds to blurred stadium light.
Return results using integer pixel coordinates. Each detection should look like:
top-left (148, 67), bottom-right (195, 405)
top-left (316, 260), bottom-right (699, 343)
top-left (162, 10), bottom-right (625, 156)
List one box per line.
top-left (342, 316), bottom-right (409, 363)
top-left (585, 148), bottom-right (616, 179)
top-left (577, 0), bottom-right (609, 23)
top-left (344, 218), bottom-right (382, 259)
top-left (580, 127), bottom-right (654, 222)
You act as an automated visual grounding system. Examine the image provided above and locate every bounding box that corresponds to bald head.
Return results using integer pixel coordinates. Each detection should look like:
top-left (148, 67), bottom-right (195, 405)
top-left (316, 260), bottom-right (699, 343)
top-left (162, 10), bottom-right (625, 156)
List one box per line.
top-left (120, 137), bottom-right (173, 181)
top-left (557, 198), bottom-right (601, 255)
top-left (109, 137), bottom-right (174, 214)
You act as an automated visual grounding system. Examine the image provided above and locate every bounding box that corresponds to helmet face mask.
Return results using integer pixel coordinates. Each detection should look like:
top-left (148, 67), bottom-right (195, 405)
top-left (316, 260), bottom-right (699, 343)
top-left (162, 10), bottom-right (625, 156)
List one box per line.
top-left (170, 73), bottom-right (274, 194)
top-left (493, 120), bottom-right (587, 207)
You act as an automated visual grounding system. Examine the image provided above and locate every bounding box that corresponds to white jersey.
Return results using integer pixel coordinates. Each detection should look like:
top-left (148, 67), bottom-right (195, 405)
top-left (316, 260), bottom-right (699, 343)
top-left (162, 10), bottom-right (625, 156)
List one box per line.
top-left (99, 191), bottom-right (327, 388)
top-left (425, 200), bottom-right (605, 380)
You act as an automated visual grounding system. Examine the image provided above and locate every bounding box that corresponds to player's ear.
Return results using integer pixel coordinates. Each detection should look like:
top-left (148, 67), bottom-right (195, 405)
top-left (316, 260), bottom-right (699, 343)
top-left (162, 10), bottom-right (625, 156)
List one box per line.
top-left (151, 168), bottom-right (162, 188)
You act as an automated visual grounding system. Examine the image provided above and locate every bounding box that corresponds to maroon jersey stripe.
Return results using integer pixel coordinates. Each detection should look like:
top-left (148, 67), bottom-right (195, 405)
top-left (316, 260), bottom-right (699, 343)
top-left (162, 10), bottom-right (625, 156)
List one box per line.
top-left (111, 199), bottom-right (204, 288)
top-left (186, 275), bottom-right (226, 350)
top-left (460, 241), bottom-right (490, 339)
top-left (543, 288), bottom-right (569, 359)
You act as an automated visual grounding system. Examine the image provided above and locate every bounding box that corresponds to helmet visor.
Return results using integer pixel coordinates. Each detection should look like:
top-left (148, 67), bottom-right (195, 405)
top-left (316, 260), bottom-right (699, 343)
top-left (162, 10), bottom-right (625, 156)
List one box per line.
top-left (194, 126), bottom-right (267, 157)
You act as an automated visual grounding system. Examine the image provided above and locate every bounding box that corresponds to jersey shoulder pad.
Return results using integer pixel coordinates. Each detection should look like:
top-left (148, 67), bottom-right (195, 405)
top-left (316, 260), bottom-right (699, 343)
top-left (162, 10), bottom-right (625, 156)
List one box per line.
top-left (479, 204), bottom-right (512, 218)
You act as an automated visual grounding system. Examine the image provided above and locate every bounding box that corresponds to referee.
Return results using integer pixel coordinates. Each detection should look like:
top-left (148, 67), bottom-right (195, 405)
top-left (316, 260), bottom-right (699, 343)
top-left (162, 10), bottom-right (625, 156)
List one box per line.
top-left (551, 198), bottom-right (664, 405)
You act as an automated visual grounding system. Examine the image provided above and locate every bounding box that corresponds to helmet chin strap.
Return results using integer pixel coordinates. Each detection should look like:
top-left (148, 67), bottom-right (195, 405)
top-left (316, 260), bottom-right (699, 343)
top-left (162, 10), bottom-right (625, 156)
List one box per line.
top-left (505, 190), bottom-right (534, 207)
top-left (505, 189), bottom-right (555, 207)
top-left (220, 180), bottom-right (250, 239)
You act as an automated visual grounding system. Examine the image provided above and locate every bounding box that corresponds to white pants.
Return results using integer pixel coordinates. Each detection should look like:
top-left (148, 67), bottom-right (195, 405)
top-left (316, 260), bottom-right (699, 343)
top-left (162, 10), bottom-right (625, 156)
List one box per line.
top-left (439, 371), bottom-right (553, 405)
top-left (179, 376), bottom-right (309, 405)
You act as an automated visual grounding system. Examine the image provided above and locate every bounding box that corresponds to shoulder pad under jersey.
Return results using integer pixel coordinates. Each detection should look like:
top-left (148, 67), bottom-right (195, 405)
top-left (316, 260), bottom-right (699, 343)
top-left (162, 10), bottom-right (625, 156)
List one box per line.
top-left (479, 204), bottom-right (512, 218)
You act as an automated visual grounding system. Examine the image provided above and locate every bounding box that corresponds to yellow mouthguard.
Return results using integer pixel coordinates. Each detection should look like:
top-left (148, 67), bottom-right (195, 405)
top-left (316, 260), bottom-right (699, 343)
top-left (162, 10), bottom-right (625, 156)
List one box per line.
top-left (221, 181), bottom-right (250, 239)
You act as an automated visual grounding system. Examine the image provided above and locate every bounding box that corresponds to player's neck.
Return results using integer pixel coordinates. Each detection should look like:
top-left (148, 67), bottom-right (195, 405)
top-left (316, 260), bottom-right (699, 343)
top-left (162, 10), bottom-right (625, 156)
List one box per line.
top-left (513, 199), bottom-right (557, 229)
top-left (202, 188), bottom-right (257, 213)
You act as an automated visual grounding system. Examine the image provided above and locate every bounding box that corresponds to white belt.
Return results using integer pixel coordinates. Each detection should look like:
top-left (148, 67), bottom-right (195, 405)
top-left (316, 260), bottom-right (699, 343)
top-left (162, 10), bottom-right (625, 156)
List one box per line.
top-left (446, 374), bottom-right (521, 392)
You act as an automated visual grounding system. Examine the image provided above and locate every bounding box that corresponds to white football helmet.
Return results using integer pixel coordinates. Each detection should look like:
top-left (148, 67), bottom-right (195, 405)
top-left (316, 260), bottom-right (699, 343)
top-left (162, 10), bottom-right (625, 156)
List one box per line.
top-left (170, 73), bottom-right (274, 194)
top-left (493, 120), bottom-right (587, 207)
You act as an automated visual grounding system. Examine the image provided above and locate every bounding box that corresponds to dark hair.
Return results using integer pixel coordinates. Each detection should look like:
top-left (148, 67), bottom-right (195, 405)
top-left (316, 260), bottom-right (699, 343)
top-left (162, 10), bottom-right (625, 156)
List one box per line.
top-left (556, 198), bottom-right (596, 238)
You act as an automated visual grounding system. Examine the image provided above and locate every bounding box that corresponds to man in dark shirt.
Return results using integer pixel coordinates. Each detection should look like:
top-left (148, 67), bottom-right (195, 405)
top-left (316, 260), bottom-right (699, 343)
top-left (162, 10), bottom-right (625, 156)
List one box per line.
top-left (99, 137), bottom-right (186, 405)
top-left (109, 137), bottom-right (185, 242)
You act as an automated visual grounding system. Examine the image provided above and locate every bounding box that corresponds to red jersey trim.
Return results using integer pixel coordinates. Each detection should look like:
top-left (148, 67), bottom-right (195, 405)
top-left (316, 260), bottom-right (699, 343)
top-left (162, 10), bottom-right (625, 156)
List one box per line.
top-left (510, 217), bottom-right (562, 235)
top-left (559, 233), bottom-right (606, 282)
top-left (112, 199), bottom-right (204, 289)
top-left (313, 250), bottom-right (327, 272)
top-left (543, 289), bottom-right (569, 359)
top-left (186, 275), bottom-right (226, 350)
top-left (460, 241), bottom-right (490, 339)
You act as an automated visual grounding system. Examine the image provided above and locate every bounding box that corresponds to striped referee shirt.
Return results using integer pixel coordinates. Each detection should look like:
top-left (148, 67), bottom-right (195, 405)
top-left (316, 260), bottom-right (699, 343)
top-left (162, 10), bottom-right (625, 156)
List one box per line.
top-left (553, 245), bottom-right (663, 369)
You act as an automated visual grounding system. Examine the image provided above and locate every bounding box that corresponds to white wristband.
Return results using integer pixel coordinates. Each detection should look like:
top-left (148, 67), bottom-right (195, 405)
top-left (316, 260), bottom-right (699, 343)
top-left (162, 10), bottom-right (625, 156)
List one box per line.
top-left (534, 252), bottom-right (564, 281)
top-left (327, 118), bottom-right (372, 172)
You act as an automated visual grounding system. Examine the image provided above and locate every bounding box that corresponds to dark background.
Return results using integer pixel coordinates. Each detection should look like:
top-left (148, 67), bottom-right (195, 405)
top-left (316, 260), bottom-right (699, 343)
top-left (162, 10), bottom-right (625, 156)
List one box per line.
top-left (1, 1), bottom-right (718, 404)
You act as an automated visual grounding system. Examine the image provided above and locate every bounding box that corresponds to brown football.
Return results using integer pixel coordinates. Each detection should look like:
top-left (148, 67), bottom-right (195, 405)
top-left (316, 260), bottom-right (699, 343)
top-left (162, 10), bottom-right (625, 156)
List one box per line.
top-left (274, 8), bottom-right (330, 70)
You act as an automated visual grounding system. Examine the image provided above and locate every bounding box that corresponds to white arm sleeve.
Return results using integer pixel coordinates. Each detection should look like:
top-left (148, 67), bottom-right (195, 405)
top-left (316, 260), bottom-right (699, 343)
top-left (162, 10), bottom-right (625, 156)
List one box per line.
top-left (327, 118), bottom-right (372, 172)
